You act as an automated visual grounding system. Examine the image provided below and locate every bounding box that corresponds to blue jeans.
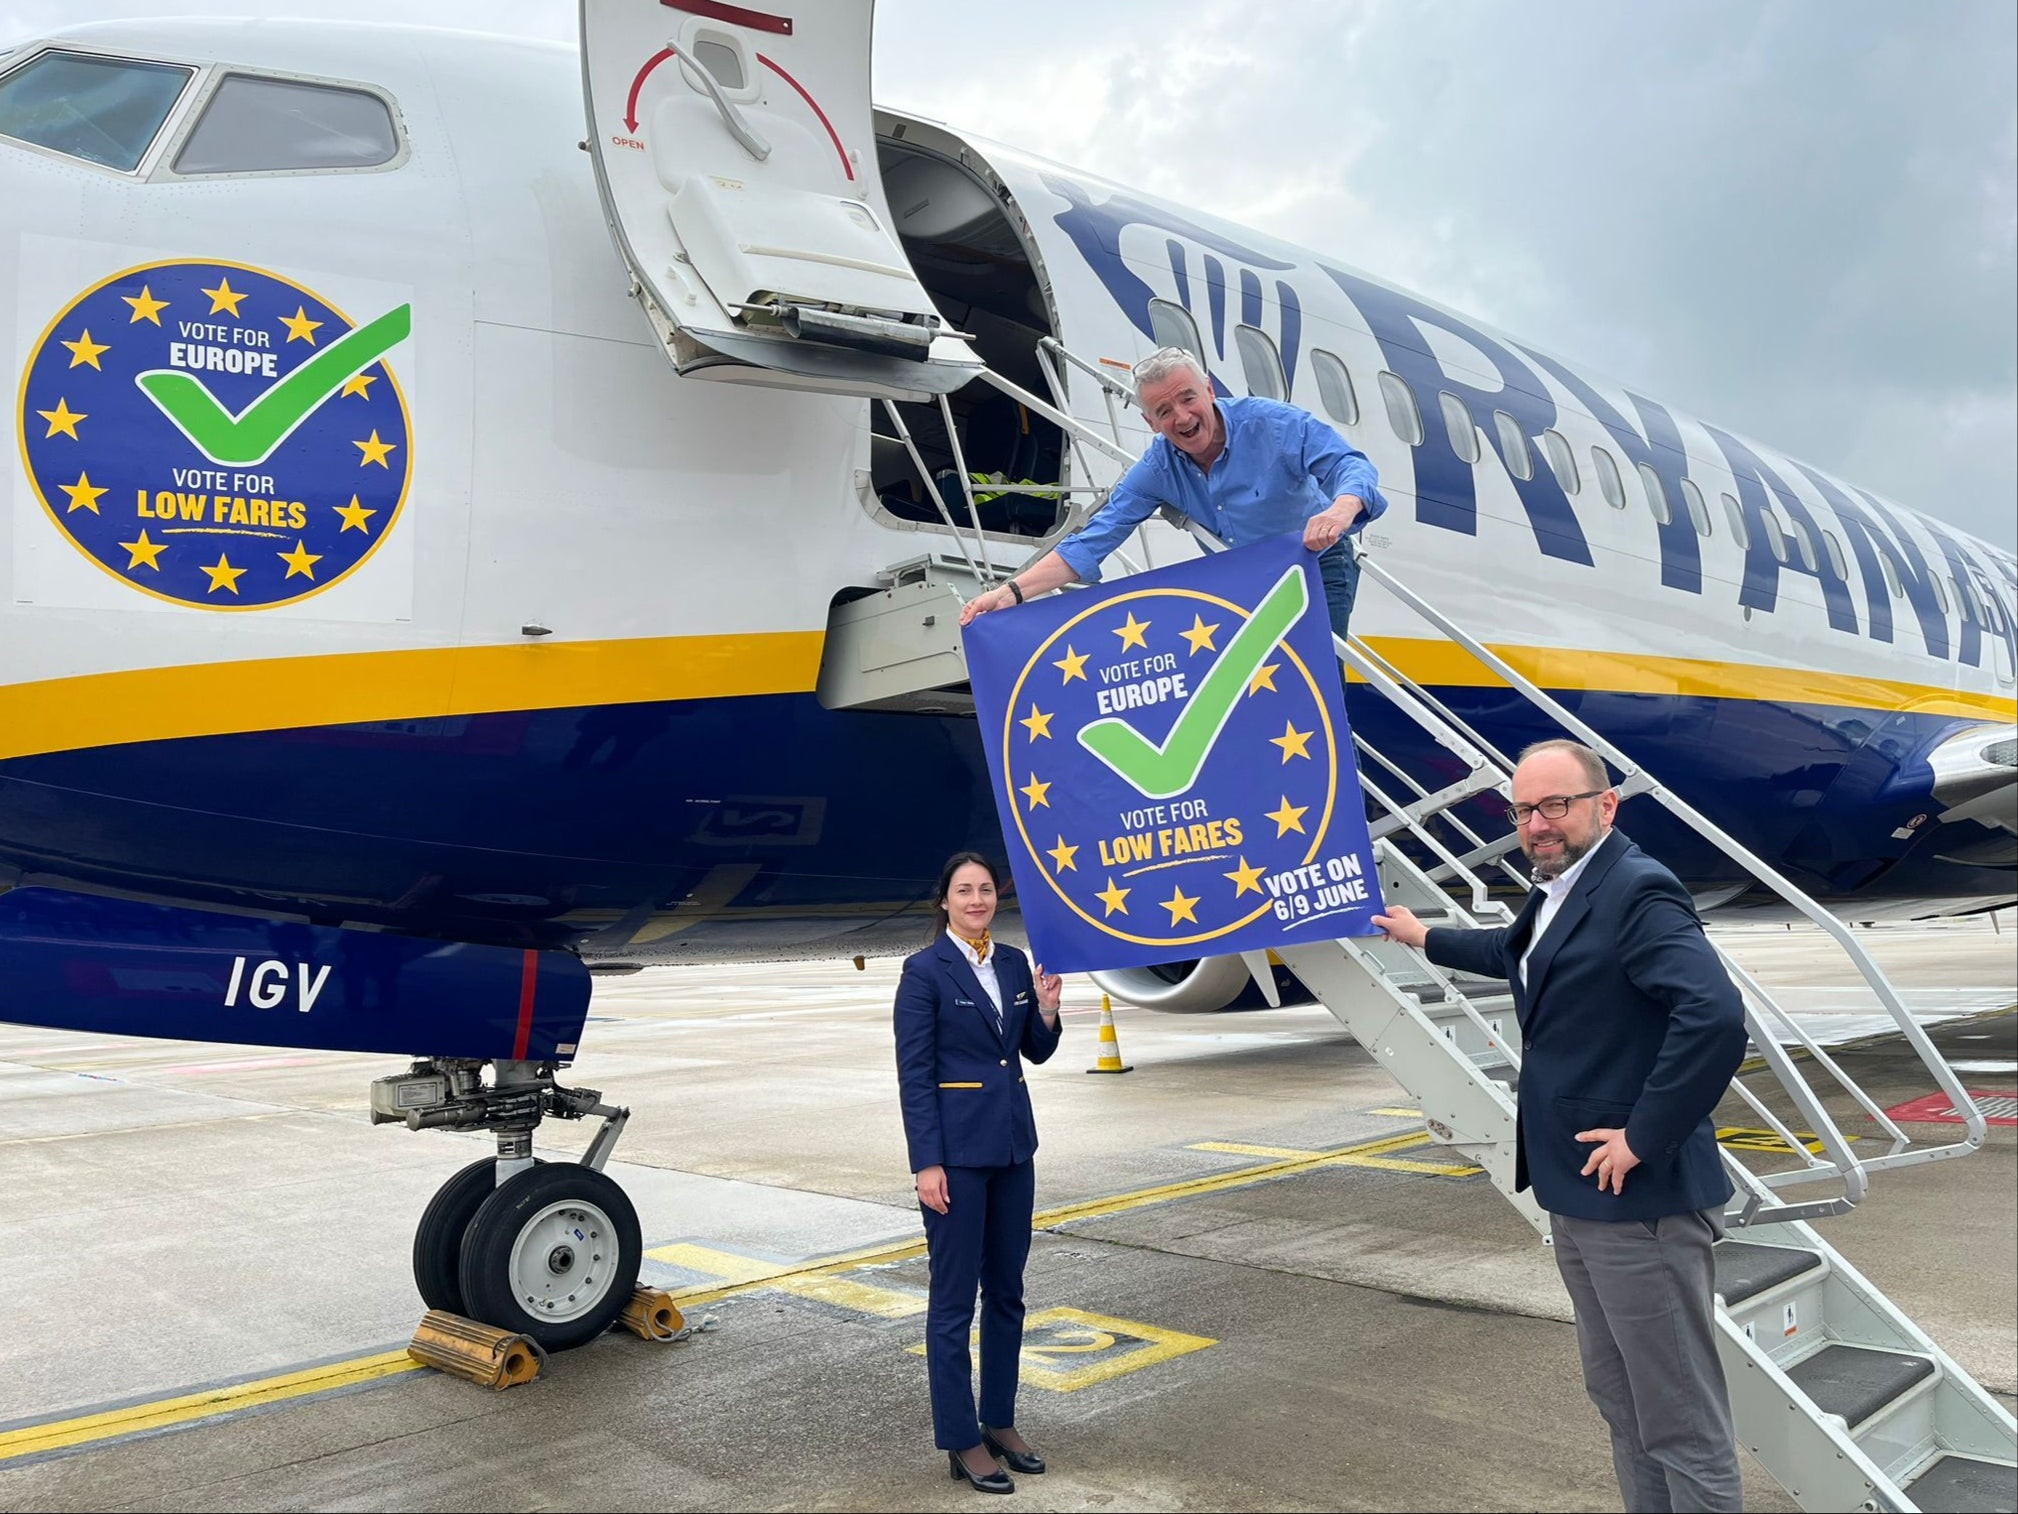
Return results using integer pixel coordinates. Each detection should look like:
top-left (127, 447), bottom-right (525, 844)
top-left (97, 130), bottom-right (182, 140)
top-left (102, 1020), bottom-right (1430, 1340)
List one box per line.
top-left (1317, 540), bottom-right (1361, 644)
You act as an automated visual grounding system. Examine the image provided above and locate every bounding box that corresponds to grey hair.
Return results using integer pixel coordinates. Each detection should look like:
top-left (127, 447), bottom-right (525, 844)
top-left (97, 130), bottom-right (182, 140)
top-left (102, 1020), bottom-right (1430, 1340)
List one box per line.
top-left (1131, 345), bottom-right (1209, 398)
top-left (1515, 738), bottom-right (1610, 791)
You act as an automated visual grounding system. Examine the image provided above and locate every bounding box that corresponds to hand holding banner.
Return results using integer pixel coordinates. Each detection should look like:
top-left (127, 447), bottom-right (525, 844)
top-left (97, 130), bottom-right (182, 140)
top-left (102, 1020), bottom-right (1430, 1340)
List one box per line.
top-left (964, 533), bottom-right (1386, 973)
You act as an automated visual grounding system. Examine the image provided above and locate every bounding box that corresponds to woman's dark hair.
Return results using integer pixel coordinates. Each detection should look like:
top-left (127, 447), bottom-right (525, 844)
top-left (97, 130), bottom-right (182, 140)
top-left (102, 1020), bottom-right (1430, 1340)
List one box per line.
top-left (929, 852), bottom-right (1001, 941)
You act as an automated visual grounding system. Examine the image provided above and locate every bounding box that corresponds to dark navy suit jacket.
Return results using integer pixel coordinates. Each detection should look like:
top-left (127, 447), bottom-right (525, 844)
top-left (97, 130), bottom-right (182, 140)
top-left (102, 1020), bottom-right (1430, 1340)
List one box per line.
top-left (1425, 830), bottom-right (1747, 1222)
top-left (894, 935), bottom-right (1062, 1172)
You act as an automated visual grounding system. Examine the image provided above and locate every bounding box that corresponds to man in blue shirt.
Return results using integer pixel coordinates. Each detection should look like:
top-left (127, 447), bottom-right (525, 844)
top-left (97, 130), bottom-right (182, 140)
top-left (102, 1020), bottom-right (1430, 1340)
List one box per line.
top-left (958, 347), bottom-right (1387, 638)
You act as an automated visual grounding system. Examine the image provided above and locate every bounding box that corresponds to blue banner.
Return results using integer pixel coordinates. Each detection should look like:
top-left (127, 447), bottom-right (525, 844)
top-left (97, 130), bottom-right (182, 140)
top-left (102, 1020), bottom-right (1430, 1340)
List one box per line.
top-left (966, 533), bottom-right (1386, 972)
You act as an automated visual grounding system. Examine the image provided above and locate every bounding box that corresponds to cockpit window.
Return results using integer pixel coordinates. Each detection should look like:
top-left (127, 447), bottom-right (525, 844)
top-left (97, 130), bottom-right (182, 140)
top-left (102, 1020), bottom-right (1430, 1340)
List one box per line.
top-left (0, 50), bottom-right (193, 172)
top-left (172, 74), bottom-right (397, 175)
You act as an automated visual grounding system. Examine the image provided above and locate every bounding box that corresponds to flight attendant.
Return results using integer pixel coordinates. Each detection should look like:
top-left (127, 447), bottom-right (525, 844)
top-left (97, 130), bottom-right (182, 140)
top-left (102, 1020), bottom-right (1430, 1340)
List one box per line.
top-left (894, 852), bottom-right (1064, 1494)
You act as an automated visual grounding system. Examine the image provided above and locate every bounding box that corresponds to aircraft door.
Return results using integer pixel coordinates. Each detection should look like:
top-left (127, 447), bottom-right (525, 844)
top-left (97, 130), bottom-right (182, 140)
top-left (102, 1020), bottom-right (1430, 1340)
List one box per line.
top-left (580, 0), bottom-right (982, 400)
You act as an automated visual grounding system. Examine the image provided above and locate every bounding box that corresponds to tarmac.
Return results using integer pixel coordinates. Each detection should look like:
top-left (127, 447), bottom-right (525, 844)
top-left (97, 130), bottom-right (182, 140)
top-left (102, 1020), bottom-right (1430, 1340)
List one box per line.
top-left (0, 915), bottom-right (2011, 1511)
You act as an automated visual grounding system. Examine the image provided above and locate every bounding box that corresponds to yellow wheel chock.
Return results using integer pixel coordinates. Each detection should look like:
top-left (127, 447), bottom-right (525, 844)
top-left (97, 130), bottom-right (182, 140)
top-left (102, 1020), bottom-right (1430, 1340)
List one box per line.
top-left (407, 1310), bottom-right (545, 1389)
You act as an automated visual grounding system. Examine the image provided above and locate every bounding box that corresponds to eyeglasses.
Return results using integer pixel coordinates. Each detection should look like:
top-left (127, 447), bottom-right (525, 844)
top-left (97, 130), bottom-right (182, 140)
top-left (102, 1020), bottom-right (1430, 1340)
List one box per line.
top-left (1504, 790), bottom-right (1606, 826)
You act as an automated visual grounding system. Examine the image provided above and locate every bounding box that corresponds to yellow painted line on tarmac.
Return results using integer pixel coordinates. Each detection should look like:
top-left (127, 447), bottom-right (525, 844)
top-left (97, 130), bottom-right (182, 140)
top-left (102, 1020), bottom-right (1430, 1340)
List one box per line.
top-left (0, 1351), bottom-right (420, 1464)
top-left (1188, 1140), bottom-right (1320, 1159)
top-left (3, 1123), bottom-right (1464, 1464)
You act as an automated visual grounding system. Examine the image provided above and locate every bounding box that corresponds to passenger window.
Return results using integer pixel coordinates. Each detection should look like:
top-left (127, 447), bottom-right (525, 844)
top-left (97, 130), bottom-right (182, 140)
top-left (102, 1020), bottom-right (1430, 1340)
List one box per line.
top-left (1789, 520), bottom-right (1819, 572)
top-left (1881, 554), bottom-right (1902, 598)
top-left (1765, 515), bottom-right (1789, 565)
top-left (1822, 530), bottom-right (1848, 580)
top-left (1541, 429), bottom-right (1579, 494)
top-left (1439, 392), bottom-right (1479, 464)
top-left (1591, 446), bottom-right (1626, 509)
top-left (1721, 492), bottom-right (1749, 549)
top-left (1931, 575), bottom-right (1951, 615)
top-left (173, 74), bottom-right (398, 175)
top-left (1636, 463), bottom-right (1672, 525)
top-left (1310, 349), bottom-right (1358, 426)
top-left (0, 50), bottom-right (192, 172)
top-left (1377, 371), bottom-right (1424, 446)
top-left (1956, 575), bottom-right (1983, 621)
top-left (1147, 299), bottom-right (1206, 372)
top-left (1233, 324), bottom-right (1285, 400)
top-left (1680, 478), bottom-right (1711, 536)
top-left (1493, 412), bottom-right (1533, 480)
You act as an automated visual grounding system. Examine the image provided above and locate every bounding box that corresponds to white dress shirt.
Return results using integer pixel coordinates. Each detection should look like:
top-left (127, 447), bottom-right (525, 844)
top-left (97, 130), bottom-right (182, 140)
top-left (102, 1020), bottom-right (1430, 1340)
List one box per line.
top-left (947, 929), bottom-right (1003, 1029)
top-left (1520, 838), bottom-right (1604, 987)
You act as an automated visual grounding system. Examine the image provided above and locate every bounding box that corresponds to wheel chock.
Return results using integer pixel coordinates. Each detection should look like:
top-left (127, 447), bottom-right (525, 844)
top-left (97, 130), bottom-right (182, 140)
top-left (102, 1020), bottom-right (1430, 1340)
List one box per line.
top-left (407, 1309), bottom-right (546, 1389)
top-left (616, 1286), bottom-right (686, 1341)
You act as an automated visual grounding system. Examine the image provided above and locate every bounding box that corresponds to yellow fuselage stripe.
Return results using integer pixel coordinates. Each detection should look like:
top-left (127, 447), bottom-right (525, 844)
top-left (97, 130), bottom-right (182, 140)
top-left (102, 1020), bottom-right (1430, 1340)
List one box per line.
top-left (0, 631), bottom-right (2008, 764)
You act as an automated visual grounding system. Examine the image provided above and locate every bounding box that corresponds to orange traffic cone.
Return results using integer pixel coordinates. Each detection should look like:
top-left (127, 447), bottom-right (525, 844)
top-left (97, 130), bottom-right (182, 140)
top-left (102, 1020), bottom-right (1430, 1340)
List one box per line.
top-left (1086, 994), bottom-right (1133, 1074)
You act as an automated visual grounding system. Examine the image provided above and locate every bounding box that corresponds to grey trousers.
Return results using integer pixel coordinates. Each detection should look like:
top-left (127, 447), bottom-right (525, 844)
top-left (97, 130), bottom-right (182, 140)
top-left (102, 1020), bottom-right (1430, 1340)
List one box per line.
top-left (1551, 1208), bottom-right (1743, 1513)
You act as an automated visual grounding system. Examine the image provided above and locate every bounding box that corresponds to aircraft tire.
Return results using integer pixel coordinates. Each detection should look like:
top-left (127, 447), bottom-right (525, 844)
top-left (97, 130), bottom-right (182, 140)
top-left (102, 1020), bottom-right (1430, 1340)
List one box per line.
top-left (413, 1157), bottom-right (533, 1315)
top-left (457, 1161), bottom-right (641, 1351)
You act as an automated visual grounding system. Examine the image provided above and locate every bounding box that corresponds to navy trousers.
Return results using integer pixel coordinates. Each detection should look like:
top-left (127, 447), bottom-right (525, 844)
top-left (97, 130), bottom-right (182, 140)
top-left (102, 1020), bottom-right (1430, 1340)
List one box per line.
top-left (920, 1159), bottom-right (1035, 1450)
top-left (1317, 539), bottom-right (1361, 642)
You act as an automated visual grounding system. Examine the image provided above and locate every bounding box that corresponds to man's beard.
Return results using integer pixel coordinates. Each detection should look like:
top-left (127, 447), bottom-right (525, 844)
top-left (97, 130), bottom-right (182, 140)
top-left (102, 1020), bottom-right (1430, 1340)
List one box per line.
top-left (1525, 831), bottom-right (1597, 883)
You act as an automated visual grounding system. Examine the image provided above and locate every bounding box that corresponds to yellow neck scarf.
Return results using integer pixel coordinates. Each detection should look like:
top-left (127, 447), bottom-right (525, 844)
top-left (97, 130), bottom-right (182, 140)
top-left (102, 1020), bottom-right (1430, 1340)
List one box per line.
top-left (953, 926), bottom-right (991, 961)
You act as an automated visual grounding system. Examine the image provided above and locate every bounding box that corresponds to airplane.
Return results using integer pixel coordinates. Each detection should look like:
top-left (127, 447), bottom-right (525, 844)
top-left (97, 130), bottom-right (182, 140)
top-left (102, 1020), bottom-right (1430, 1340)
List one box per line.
top-left (0, 3), bottom-right (2012, 1349)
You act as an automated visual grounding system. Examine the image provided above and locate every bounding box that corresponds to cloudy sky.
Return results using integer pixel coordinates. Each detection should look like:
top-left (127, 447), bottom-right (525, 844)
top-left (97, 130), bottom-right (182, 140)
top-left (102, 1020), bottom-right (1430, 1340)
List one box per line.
top-left (17, 1), bottom-right (2015, 547)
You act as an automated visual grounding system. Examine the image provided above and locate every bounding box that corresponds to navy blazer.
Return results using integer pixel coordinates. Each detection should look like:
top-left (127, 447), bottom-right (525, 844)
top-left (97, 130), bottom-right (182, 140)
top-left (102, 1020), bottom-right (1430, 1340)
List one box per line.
top-left (894, 935), bottom-right (1063, 1172)
top-left (1426, 830), bottom-right (1747, 1222)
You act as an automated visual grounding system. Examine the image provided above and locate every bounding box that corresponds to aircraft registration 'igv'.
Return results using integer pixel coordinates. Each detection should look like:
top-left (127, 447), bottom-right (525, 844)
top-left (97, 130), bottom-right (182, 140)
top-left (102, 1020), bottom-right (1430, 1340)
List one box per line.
top-left (0, 2), bottom-right (2012, 1347)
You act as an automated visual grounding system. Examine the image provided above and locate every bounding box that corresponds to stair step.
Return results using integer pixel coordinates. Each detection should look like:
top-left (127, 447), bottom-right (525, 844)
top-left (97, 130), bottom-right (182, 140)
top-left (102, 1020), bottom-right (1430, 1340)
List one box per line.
top-left (1904, 1453), bottom-right (2018, 1514)
top-left (1714, 1240), bottom-right (1822, 1305)
top-left (1785, 1344), bottom-right (1935, 1428)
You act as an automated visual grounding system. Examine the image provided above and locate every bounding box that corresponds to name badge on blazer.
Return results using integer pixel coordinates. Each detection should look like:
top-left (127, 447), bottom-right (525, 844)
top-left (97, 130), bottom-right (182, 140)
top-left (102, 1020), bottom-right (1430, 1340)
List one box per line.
top-left (955, 997), bottom-right (975, 1006)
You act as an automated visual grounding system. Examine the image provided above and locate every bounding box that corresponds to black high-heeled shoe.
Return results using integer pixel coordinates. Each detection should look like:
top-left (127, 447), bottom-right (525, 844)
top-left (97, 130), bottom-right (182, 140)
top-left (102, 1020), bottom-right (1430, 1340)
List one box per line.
top-left (982, 1427), bottom-right (1046, 1475)
top-left (948, 1448), bottom-right (1014, 1494)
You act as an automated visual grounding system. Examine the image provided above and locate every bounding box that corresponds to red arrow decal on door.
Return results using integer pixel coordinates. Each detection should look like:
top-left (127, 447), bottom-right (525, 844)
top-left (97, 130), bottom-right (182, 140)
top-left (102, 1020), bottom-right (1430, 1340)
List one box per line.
top-left (625, 46), bottom-right (678, 133)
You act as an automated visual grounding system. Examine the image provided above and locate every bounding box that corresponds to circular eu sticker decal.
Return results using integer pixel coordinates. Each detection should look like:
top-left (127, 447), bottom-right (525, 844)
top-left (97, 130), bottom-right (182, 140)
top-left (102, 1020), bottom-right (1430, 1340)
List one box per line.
top-left (17, 259), bottom-right (412, 611)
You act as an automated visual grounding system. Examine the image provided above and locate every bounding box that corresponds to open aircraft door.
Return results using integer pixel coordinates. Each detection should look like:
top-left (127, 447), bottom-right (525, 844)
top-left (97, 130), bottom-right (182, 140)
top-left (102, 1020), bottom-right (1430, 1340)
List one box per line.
top-left (581, 0), bottom-right (982, 400)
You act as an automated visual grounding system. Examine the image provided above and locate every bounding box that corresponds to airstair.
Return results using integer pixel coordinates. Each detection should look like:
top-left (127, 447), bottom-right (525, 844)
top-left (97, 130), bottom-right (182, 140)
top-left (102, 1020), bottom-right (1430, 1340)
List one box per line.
top-left (817, 345), bottom-right (2018, 1513)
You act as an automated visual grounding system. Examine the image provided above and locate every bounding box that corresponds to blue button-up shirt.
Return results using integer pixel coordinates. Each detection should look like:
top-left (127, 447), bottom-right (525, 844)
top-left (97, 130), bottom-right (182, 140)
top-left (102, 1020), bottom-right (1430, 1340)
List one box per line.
top-left (1055, 396), bottom-right (1387, 584)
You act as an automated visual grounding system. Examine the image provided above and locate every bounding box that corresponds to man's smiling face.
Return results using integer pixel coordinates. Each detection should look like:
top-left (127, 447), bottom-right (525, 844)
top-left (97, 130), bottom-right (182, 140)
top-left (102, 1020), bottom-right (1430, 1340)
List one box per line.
top-left (1138, 364), bottom-right (1222, 463)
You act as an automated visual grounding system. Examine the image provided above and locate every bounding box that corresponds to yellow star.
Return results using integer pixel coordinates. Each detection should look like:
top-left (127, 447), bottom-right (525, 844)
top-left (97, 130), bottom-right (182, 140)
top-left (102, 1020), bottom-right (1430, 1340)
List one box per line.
top-left (339, 371), bottom-right (377, 399)
top-left (202, 275), bottom-right (248, 317)
top-left (354, 430), bottom-right (397, 468)
top-left (1112, 611), bottom-right (1150, 650)
top-left (61, 330), bottom-right (109, 369)
top-left (119, 529), bottom-right (166, 571)
top-left (59, 471), bottom-right (106, 514)
top-left (1019, 773), bottom-right (1052, 809)
top-left (1270, 721), bottom-right (1315, 763)
top-left (1047, 836), bottom-right (1080, 873)
top-left (37, 398), bottom-right (85, 440)
top-left (1248, 661), bottom-right (1281, 696)
top-left (1020, 704), bottom-right (1054, 741)
top-left (1223, 856), bottom-right (1267, 897)
top-left (333, 495), bottom-right (377, 534)
top-left (1161, 885), bottom-right (1201, 926)
top-left (121, 285), bottom-right (168, 325)
top-left (1052, 644), bottom-right (1088, 683)
top-left (1265, 796), bottom-right (1309, 836)
top-left (279, 305), bottom-right (323, 345)
top-left (1179, 613), bottom-right (1220, 655)
top-left (201, 552), bottom-right (247, 595)
top-left (1095, 877), bottom-right (1130, 916)
top-left (277, 539), bottom-right (323, 580)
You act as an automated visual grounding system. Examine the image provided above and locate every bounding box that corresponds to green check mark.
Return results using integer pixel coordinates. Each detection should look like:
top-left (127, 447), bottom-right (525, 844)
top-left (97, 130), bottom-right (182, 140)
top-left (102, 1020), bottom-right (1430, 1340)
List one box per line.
top-left (134, 303), bottom-right (412, 467)
top-left (1077, 564), bottom-right (1311, 800)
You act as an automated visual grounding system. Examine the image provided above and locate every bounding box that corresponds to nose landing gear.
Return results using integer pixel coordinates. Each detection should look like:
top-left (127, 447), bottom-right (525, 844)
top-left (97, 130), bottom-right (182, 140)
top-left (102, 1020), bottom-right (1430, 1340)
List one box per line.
top-left (382, 1058), bottom-right (643, 1351)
